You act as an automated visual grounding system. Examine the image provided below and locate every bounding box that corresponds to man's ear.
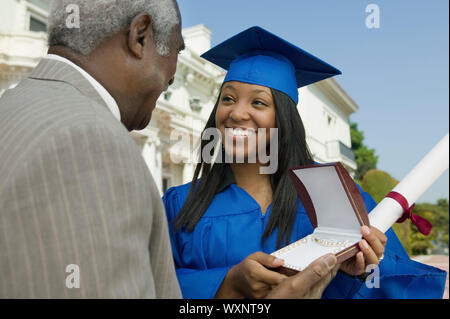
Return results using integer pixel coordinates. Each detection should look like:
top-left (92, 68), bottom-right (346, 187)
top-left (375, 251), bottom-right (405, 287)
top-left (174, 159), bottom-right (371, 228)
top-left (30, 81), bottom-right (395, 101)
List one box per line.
top-left (127, 13), bottom-right (153, 59)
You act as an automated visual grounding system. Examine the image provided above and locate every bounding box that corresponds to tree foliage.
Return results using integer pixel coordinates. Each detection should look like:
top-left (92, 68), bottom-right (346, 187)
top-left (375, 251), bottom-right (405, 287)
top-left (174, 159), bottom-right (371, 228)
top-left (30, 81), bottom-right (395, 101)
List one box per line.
top-left (361, 169), bottom-right (398, 203)
top-left (350, 123), bottom-right (378, 180)
top-left (407, 200), bottom-right (449, 255)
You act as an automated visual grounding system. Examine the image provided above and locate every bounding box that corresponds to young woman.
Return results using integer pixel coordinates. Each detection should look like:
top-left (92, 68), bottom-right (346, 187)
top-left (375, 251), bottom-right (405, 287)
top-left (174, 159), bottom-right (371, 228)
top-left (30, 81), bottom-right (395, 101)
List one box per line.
top-left (163, 27), bottom-right (446, 299)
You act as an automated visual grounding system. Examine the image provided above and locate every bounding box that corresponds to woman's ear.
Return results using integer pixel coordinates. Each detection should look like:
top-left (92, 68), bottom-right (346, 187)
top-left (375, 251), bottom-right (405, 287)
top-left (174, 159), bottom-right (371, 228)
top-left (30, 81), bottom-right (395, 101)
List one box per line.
top-left (127, 13), bottom-right (153, 59)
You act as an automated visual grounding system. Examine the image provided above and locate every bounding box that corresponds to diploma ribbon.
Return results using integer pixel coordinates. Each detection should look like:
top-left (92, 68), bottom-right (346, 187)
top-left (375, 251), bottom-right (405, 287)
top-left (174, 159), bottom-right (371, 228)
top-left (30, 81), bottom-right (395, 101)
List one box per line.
top-left (387, 191), bottom-right (432, 235)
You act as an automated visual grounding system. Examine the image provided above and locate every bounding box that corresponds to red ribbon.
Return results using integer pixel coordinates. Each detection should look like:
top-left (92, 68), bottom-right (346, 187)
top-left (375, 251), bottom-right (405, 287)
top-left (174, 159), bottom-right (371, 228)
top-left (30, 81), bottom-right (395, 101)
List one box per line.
top-left (386, 191), bottom-right (432, 235)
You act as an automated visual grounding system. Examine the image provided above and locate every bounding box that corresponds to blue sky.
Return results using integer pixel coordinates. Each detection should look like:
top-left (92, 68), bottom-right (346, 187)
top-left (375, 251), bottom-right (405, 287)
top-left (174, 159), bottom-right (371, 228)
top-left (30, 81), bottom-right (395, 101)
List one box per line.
top-left (178, 0), bottom-right (449, 204)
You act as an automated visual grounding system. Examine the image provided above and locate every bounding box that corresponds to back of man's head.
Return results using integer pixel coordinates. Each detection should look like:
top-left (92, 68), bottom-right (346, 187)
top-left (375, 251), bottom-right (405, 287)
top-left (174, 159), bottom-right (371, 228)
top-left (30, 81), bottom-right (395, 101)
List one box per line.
top-left (48, 0), bottom-right (180, 56)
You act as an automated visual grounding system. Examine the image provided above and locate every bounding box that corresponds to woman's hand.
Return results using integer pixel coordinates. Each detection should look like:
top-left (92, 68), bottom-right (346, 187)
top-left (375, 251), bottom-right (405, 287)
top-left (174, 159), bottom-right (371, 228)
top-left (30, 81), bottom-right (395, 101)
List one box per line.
top-left (215, 252), bottom-right (287, 299)
top-left (339, 226), bottom-right (387, 276)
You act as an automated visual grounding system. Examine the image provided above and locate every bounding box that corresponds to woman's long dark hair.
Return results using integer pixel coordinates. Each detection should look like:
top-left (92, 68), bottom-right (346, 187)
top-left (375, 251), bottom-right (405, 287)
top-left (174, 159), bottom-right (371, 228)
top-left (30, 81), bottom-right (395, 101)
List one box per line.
top-left (173, 88), bottom-right (314, 248)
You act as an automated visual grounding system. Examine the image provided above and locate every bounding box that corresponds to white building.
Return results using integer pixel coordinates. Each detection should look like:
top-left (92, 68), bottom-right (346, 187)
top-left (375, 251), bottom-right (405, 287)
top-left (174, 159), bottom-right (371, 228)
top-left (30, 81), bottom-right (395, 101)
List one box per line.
top-left (0, 0), bottom-right (357, 195)
top-left (0, 0), bottom-right (49, 95)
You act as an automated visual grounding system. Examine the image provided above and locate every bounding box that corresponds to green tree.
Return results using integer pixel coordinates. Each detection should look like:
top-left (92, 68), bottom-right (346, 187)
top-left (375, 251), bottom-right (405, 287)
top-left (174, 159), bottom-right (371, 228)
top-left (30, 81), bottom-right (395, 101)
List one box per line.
top-left (350, 122), bottom-right (364, 150)
top-left (350, 123), bottom-right (378, 180)
top-left (436, 199), bottom-right (449, 246)
top-left (409, 199), bottom-right (449, 255)
top-left (409, 228), bottom-right (434, 255)
top-left (361, 169), bottom-right (398, 203)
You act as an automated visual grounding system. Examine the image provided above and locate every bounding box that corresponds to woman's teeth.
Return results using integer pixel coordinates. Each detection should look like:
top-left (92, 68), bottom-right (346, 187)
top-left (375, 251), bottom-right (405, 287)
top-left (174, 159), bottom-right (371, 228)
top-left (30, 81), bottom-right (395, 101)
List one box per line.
top-left (227, 128), bottom-right (255, 136)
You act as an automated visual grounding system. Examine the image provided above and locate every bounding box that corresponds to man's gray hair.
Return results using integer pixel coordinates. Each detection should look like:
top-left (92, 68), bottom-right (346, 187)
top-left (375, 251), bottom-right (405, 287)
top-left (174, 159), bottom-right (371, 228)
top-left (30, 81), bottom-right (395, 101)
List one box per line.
top-left (48, 0), bottom-right (180, 56)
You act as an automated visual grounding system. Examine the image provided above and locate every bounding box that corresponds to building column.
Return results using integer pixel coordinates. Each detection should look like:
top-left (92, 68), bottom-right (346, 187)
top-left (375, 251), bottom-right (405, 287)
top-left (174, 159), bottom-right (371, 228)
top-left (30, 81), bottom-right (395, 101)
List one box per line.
top-left (182, 163), bottom-right (194, 184)
top-left (142, 140), bottom-right (163, 194)
top-left (135, 127), bottom-right (163, 194)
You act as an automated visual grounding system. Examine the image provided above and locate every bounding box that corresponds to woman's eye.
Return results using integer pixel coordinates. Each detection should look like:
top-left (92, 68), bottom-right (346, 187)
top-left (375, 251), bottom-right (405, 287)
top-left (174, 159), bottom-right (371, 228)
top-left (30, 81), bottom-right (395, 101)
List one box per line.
top-left (253, 100), bottom-right (267, 107)
top-left (221, 96), bottom-right (235, 103)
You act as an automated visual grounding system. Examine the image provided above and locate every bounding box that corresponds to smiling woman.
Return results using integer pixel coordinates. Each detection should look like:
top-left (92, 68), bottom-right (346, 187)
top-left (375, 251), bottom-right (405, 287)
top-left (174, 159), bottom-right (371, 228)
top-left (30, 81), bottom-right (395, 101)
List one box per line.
top-left (162, 26), bottom-right (446, 299)
top-left (173, 83), bottom-right (313, 242)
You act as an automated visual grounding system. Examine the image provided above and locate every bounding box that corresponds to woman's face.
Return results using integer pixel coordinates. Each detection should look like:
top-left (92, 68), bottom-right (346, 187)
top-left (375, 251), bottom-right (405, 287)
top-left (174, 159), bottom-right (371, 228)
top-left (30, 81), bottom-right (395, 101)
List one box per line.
top-left (215, 81), bottom-right (276, 162)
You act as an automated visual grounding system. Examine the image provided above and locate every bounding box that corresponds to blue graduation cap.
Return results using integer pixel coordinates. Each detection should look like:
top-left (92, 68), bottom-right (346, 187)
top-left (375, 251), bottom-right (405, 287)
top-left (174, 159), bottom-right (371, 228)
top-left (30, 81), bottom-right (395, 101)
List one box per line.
top-left (201, 26), bottom-right (341, 104)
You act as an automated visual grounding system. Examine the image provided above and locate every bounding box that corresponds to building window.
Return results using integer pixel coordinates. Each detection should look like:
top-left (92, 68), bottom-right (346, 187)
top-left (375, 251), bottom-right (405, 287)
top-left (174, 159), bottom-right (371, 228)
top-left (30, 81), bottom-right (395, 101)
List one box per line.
top-left (163, 91), bottom-right (172, 101)
top-left (327, 115), bottom-right (332, 126)
top-left (189, 98), bottom-right (202, 112)
top-left (29, 16), bottom-right (47, 32)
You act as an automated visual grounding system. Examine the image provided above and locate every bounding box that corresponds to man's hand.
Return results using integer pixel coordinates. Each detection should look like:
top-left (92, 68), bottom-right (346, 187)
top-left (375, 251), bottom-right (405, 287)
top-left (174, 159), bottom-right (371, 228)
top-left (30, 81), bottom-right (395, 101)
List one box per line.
top-left (266, 254), bottom-right (339, 299)
top-left (215, 252), bottom-right (287, 299)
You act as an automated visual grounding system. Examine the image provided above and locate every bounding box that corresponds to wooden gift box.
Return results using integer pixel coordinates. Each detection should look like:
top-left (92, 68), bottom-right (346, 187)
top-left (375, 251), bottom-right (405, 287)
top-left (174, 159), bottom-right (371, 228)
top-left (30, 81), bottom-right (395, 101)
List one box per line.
top-left (271, 162), bottom-right (369, 275)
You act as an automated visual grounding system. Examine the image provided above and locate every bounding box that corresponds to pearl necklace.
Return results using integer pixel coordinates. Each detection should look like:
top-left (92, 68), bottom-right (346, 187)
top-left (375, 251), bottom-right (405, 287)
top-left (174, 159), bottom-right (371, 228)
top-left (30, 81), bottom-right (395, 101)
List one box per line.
top-left (312, 236), bottom-right (352, 253)
top-left (312, 236), bottom-right (350, 247)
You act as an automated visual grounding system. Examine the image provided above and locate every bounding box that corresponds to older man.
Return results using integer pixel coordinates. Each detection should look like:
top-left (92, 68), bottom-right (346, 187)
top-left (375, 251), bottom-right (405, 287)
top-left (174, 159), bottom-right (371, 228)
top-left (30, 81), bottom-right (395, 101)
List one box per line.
top-left (0, 0), bottom-right (338, 298)
top-left (0, 0), bottom-right (184, 299)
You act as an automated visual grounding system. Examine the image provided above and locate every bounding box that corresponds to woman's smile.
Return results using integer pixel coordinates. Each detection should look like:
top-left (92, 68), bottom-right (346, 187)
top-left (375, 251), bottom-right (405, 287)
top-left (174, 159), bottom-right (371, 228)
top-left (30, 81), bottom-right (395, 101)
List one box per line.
top-left (225, 127), bottom-right (257, 140)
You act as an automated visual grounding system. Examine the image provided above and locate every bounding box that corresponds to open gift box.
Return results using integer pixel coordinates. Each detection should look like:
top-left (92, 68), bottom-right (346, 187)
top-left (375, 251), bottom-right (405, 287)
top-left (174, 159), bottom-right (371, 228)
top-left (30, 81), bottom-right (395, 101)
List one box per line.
top-left (271, 162), bottom-right (369, 275)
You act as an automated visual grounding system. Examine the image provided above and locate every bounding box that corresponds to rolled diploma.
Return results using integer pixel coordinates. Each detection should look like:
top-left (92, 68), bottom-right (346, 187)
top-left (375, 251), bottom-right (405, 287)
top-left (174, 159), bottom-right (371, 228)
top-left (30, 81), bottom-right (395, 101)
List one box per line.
top-left (369, 133), bottom-right (449, 233)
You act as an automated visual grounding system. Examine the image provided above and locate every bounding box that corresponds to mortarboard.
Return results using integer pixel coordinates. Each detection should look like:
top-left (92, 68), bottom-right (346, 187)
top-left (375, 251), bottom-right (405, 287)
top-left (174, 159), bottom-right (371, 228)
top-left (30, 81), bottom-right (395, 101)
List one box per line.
top-left (200, 26), bottom-right (341, 104)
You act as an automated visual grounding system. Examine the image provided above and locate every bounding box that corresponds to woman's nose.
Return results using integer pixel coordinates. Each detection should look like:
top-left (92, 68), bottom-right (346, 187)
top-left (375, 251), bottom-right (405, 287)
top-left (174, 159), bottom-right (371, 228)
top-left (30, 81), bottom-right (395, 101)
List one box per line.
top-left (229, 101), bottom-right (251, 122)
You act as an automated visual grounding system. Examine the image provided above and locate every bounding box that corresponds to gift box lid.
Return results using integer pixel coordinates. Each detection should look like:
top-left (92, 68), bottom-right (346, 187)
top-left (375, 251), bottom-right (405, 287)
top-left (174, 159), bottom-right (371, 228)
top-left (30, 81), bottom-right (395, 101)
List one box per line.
top-left (289, 162), bottom-right (370, 232)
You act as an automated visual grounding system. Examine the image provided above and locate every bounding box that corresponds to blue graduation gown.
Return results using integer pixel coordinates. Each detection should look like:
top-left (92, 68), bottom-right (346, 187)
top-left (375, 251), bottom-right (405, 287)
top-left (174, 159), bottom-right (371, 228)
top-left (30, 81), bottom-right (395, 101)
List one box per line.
top-left (163, 181), bottom-right (447, 299)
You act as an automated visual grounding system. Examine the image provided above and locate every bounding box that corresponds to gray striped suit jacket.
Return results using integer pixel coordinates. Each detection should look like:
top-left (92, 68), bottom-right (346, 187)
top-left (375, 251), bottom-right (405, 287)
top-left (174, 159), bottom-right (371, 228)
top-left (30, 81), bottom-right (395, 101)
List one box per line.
top-left (0, 59), bottom-right (182, 298)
